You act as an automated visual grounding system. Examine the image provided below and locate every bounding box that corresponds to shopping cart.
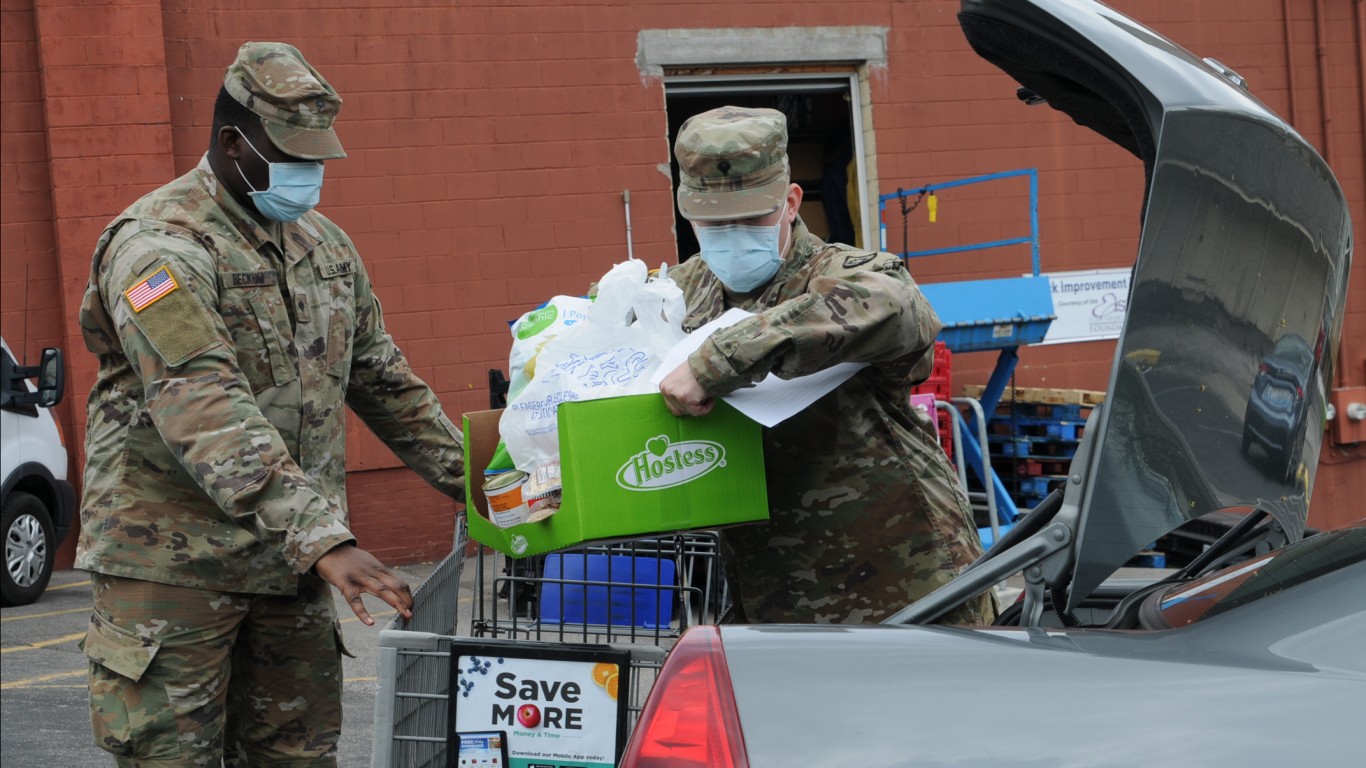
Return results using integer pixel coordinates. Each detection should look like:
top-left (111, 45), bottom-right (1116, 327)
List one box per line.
top-left (371, 514), bottom-right (726, 768)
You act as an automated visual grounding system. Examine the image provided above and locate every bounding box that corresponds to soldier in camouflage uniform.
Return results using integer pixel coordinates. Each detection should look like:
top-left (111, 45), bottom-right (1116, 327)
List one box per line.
top-left (77, 42), bottom-right (465, 766)
top-left (659, 106), bottom-right (995, 626)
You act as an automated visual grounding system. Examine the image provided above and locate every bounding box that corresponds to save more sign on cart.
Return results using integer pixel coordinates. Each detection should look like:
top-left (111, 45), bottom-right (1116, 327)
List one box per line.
top-left (451, 644), bottom-right (632, 768)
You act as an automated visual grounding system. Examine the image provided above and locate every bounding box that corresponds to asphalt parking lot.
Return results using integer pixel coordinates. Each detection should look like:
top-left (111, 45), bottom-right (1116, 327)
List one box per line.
top-left (1, 562), bottom-right (438, 768)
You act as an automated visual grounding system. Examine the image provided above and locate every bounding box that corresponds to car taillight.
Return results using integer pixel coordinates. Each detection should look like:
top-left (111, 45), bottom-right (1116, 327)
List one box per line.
top-left (618, 625), bottom-right (749, 768)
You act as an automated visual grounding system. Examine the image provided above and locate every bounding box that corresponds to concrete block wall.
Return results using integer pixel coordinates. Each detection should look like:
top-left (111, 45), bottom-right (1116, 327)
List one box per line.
top-left (3, 0), bottom-right (1363, 566)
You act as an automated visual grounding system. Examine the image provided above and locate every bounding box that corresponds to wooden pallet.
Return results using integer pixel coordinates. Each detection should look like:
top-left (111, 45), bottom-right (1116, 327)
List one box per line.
top-left (962, 384), bottom-right (1106, 406)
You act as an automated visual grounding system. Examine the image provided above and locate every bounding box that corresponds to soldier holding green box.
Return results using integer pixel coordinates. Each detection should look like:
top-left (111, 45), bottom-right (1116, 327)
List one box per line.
top-left (659, 105), bottom-right (995, 626)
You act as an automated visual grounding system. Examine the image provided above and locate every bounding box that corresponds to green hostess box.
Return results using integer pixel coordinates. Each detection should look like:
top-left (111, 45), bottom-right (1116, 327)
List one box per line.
top-left (464, 394), bottom-right (768, 558)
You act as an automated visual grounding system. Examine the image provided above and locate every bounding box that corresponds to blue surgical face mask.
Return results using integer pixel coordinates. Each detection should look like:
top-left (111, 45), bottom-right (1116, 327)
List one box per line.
top-left (695, 206), bottom-right (787, 293)
top-left (233, 129), bottom-right (324, 222)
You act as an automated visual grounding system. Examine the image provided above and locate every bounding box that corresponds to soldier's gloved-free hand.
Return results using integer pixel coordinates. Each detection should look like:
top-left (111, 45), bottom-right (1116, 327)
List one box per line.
top-left (659, 362), bottom-right (715, 418)
top-left (314, 543), bottom-right (415, 625)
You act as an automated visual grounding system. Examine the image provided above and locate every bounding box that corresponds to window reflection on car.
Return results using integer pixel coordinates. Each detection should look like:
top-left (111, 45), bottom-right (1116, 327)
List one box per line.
top-left (1241, 332), bottom-right (1316, 480)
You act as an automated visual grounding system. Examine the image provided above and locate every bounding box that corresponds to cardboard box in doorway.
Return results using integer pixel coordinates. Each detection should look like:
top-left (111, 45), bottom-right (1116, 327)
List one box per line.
top-left (463, 394), bottom-right (769, 558)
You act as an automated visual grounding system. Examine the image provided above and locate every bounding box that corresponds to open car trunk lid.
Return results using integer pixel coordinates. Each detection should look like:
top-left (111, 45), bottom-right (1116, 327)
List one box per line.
top-left (957, 0), bottom-right (1352, 607)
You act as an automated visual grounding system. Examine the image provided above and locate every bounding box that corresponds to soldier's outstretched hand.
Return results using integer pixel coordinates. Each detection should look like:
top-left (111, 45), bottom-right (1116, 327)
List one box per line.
top-left (314, 543), bottom-right (415, 625)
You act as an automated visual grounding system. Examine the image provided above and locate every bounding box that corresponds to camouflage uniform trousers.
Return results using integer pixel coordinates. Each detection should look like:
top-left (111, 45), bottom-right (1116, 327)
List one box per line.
top-left (83, 573), bottom-right (348, 767)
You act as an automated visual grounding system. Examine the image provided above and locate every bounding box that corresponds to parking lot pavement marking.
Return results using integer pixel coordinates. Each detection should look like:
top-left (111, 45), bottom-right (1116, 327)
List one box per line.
top-left (1, 630), bottom-right (86, 654)
top-left (1, 669), bottom-right (86, 691)
top-left (3, 683), bottom-right (88, 690)
top-left (1, 606), bottom-right (91, 623)
top-left (42, 580), bottom-right (91, 592)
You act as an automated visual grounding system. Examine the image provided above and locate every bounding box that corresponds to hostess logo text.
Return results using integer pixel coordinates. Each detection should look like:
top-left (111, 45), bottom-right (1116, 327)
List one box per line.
top-left (615, 435), bottom-right (726, 491)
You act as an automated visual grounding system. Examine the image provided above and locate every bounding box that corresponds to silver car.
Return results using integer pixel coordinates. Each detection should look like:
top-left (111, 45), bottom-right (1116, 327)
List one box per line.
top-left (620, 0), bottom-right (1359, 766)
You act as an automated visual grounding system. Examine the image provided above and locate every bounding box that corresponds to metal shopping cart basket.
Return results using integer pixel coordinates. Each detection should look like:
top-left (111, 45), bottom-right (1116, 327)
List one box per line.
top-left (371, 513), bottom-right (726, 768)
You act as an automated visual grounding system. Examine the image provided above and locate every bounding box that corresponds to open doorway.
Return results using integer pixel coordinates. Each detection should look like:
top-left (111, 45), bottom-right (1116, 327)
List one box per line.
top-left (664, 73), bottom-right (868, 263)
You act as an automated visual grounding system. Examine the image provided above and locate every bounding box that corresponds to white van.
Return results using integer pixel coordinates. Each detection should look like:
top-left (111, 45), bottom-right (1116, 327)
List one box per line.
top-left (1, 338), bottom-right (74, 606)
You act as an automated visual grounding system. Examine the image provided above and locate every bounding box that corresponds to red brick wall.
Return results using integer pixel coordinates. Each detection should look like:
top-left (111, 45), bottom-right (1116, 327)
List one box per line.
top-left (4, 0), bottom-right (1363, 563)
top-left (346, 468), bottom-right (460, 565)
top-left (1, 0), bottom-right (74, 565)
top-left (0, 1), bottom-right (62, 360)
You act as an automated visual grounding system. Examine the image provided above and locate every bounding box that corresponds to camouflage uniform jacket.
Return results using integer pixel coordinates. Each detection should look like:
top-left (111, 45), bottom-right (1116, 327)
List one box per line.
top-left (671, 220), bottom-right (988, 623)
top-left (77, 158), bottom-right (465, 595)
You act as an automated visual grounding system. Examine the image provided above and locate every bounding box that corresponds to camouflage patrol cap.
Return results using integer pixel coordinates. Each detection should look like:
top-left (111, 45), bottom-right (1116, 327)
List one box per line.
top-left (674, 106), bottom-right (790, 221)
top-left (224, 42), bottom-right (346, 160)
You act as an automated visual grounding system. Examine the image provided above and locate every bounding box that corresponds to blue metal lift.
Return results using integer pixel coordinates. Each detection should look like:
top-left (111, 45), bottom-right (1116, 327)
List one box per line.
top-left (879, 169), bottom-right (1056, 545)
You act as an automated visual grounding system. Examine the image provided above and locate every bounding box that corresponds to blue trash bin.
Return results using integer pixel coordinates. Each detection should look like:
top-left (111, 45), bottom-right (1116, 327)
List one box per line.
top-left (539, 553), bottom-right (676, 629)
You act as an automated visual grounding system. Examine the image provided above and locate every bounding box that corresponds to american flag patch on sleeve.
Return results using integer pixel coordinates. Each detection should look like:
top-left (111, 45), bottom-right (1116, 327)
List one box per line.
top-left (125, 266), bottom-right (179, 313)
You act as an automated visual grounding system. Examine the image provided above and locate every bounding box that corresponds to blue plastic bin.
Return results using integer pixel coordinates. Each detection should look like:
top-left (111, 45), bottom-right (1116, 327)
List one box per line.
top-left (539, 553), bottom-right (676, 629)
top-left (918, 276), bottom-right (1055, 353)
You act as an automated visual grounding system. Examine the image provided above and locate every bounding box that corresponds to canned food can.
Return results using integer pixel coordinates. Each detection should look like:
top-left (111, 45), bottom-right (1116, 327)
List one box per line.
top-left (482, 470), bottom-right (530, 528)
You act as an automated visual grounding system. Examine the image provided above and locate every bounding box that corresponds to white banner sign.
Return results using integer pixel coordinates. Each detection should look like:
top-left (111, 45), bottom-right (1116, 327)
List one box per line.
top-left (1039, 268), bottom-right (1131, 344)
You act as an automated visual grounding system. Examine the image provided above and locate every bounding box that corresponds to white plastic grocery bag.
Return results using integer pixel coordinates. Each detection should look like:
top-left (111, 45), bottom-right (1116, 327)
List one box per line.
top-left (506, 295), bottom-right (593, 403)
top-left (500, 260), bottom-right (686, 492)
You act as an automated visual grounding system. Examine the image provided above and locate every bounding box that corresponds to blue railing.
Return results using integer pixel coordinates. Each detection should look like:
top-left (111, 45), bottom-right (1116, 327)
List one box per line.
top-left (878, 168), bottom-right (1041, 276)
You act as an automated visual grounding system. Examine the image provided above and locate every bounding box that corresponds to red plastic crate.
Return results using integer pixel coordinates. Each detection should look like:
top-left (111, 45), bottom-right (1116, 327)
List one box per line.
top-left (912, 377), bottom-right (953, 401)
top-left (937, 412), bottom-right (954, 461)
top-left (908, 342), bottom-right (954, 460)
top-left (932, 340), bottom-right (951, 376)
top-left (912, 342), bottom-right (953, 399)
